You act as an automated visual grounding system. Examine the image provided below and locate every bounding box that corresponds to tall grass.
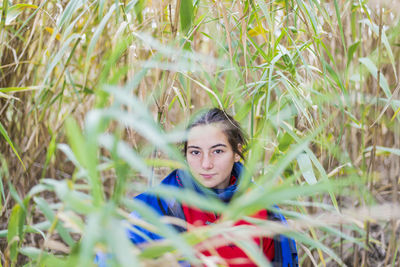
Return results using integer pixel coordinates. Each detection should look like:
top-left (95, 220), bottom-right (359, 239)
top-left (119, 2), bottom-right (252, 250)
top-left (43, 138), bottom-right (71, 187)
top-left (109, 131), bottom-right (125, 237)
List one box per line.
top-left (1, 0), bottom-right (399, 266)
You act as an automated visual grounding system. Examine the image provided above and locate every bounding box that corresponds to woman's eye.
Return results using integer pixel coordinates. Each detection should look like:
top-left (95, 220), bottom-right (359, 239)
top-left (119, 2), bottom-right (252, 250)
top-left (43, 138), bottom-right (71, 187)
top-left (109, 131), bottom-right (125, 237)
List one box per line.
top-left (190, 150), bottom-right (200, 155)
top-left (214, 149), bottom-right (223, 154)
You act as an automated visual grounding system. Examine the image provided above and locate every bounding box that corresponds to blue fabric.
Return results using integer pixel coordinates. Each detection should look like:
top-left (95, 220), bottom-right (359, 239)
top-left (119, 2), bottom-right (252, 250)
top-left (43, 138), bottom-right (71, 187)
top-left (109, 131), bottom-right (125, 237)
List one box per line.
top-left (273, 209), bottom-right (298, 266)
top-left (175, 162), bottom-right (241, 202)
top-left (94, 252), bottom-right (109, 267)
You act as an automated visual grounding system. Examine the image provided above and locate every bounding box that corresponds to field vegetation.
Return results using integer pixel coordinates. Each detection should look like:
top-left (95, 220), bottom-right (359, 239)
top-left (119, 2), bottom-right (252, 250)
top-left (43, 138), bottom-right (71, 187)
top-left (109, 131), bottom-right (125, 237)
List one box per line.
top-left (1, 0), bottom-right (400, 266)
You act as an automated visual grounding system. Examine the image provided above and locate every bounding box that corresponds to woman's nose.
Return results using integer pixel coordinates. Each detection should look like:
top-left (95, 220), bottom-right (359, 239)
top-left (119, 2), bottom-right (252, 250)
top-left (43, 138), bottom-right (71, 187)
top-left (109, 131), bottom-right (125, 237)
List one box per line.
top-left (201, 154), bottom-right (213, 169)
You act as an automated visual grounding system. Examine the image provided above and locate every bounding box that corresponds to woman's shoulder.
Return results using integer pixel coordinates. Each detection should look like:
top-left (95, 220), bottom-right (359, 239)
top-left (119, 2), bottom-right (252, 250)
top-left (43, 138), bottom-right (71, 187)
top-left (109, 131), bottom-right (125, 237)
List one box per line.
top-left (159, 169), bottom-right (181, 186)
top-left (134, 169), bottom-right (181, 202)
top-left (132, 169), bottom-right (183, 217)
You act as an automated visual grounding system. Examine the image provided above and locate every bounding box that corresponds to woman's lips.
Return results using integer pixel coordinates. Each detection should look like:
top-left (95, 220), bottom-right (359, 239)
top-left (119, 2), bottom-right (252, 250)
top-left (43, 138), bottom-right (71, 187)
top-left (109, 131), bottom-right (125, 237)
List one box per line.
top-left (200, 174), bottom-right (215, 179)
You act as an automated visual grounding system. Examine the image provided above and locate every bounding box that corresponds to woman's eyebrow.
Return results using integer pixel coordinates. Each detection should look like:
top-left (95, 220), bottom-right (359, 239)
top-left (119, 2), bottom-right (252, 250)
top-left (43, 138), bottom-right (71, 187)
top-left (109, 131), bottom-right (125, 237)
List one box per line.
top-left (210, 144), bottom-right (227, 149)
top-left (187, 144), bottom-right (227, 149)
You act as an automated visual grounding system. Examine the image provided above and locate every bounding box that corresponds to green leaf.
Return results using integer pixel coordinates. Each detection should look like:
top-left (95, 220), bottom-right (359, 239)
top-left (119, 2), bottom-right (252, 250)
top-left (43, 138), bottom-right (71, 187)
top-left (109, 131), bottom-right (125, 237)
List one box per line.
top-left (294, 0), bottom-right (318, 34)
top-left (360, 19), bottom-right (397, 80)
top-left (7, 204), bottom-right (26, 262)
top-left (0, 121), bottom-right (25, 170)
top-left (365, 146), bottom-right (400, 157)
top-left (44, 33), bottom-right (81, 83)
top-left (260, 126), bottom-right (319, 185)
top-left (359, 57), bottom-right (398, 114)
top-left (346, 41), bottom-right (360, 69)
top-left (297, 152), bottom-right (317, 185)
top-left (57, 143), bottom-right (82, 169)
top-left (8, 182), bottom-right (26, 212)
top-left (82, 111), bottom-right (105, 206)
top-left (2, 4), bottom-right (38, 25)
top-left (85, 4), bottom-right (116, 80)
top-left (0, 221), bottom-right (51, 238)
top-left (278, 133), bottom-right (294, 152)
top-left (106, 219), bottom-right (140, 266)
top-left (0, 86), bottom-right (41, 93)
top-left (98, 134), bottom-right (151, 177)
top-left (123, 198), bottom-right (196, 260)
top-left (20, 246), bottom-right (69, 266)
top-left (41, 179), bottom-right (94, 214)
top-left (78, 211), bottom-right (107, 266)
top-left (256, 0), bottom-right (273, 36)
top-left (280, 124), bottom-right (339, 210)
top-left (42, 133), bottom-right (57, 178)
top-left (323, 60), bottom-right (346, 93)
top-left (57, 0), bottom-right (85, 29)
top-left (34, 197), bottom-right (75, 247)
top-left (290, 231), bottom-right (346, 266)
top-left (180, 0), bottom-right (193, 35)
top-left (65, 118), bottom-right (87, 169)
top-left (102, 87), bottom-right (185, 162)
top-left (19, 247), bottom-right (41, 260)
top-left (333, 0), bottom-right (347, 55)
top-left (229, 179), bottom-right (342, 221)
top-left (133, 0), bottom-right (146, 24)
top-left (139, 243), bottom-right (175, 259)
top-left (146, 185), bottom-right (226, 213)
top-left (234, 237), bottom-right (271, 267)
top-left (98, 0), bottom-right (106, 18)
top-left (0, 156), bottom-right (8, 209)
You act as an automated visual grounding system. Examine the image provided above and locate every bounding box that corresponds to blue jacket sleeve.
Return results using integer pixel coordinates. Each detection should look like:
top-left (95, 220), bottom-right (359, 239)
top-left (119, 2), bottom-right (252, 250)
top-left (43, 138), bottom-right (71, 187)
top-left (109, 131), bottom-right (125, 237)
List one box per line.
top-left (126, 192), bottom-right (169, 245)
top-left (270, 206), bottom-right (298, 267)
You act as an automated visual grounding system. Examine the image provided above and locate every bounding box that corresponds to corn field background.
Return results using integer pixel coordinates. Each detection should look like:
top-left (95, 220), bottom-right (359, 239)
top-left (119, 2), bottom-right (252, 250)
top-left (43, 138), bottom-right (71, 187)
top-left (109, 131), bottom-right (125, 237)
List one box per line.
top-left (1, 0), bottom-right (400, 266)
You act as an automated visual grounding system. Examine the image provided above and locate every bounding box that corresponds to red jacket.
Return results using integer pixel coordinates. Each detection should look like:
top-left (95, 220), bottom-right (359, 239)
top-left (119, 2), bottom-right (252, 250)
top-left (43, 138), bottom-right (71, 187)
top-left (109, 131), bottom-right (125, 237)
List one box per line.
top-left (183, 204), bottom-right (274, 266)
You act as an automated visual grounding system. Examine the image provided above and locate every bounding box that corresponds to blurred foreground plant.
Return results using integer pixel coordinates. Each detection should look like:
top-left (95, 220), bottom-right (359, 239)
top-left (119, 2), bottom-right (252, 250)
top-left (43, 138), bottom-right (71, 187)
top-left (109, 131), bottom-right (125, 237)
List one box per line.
top-left (1, 0), bottom-right (400, 266)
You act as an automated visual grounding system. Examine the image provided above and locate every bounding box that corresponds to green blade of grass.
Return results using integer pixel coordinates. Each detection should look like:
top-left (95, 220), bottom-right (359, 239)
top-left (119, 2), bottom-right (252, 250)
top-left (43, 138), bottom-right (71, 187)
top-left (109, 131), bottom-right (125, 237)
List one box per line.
top-left (180, 0), bottom-right (193, 35)
top-left (57, 0), bottom-right (84, 29)
top-left (98, 134), bottom-right (151, 177)
top-left (333, 0), bottom-right (347, 56)
top-left (34, 197), bottom-right (75, 247)
top-left (123, 198), bottom-right (196, 261)
top-left (297, 152), bottom-right (317, 185)
top-left (3, 4), bottom-right (38, 25)
top-left (43, 33), bottom-right (81, 84)
top-left (7, 204), bottom-right (26, 263)
top-left (84, 4), bottom-right (117, 85)
top-left (0, 86), bottom-right (41, 93)
top-left (364, 146), bottom-right (400, 157)
top-left (360, 19), bottom-right (397, 80)
top-left (0, 121), bottom-right (25, 170)
top-left (346, 41), bottom-right (360, 69)
top-left (65, 117), bottom-right (104, 206)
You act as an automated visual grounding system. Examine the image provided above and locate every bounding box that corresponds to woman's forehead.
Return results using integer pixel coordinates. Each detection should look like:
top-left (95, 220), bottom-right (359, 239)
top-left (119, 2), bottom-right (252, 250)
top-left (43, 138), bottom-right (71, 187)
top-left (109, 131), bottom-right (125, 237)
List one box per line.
top-left (187, 124), bottom-right (229, 146)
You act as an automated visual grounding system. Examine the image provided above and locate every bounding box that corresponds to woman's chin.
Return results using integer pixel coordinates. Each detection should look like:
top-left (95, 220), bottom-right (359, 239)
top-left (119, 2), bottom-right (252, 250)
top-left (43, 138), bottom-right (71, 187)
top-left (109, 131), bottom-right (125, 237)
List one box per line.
top-left (196, 179), bottom-right (216, 189)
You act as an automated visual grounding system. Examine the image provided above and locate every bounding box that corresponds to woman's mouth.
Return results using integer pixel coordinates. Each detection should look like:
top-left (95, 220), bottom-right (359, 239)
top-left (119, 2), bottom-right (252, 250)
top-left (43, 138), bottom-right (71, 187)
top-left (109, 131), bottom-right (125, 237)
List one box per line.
top-left (200, 174), bottom-right (215, 179)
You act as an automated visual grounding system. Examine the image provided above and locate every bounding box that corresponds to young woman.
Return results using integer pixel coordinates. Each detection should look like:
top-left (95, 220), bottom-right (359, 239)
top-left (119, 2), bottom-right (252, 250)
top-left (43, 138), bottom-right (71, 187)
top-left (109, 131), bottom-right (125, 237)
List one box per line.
top-left (125, 108), bottom-right (298, 266)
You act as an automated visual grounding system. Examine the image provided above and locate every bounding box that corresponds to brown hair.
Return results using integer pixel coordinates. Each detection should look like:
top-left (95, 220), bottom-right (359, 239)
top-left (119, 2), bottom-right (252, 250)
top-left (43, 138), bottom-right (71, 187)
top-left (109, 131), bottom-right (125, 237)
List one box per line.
top-left (184, 108), bottom-right (247, 160)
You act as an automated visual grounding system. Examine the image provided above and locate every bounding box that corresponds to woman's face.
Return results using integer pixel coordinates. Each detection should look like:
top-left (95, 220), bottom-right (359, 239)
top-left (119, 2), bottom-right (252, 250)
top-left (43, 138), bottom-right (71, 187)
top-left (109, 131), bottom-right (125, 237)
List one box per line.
top-left (186, 124), bottom-right (240, 189)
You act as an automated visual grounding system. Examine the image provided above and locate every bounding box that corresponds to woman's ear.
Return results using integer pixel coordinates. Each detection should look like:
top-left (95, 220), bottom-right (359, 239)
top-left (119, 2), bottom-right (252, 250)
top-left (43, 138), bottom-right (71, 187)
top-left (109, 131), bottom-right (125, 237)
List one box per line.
top-left (235, 144), bottom-right (242, 162)
top-left (234, 154), bottom-right (241, 162)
